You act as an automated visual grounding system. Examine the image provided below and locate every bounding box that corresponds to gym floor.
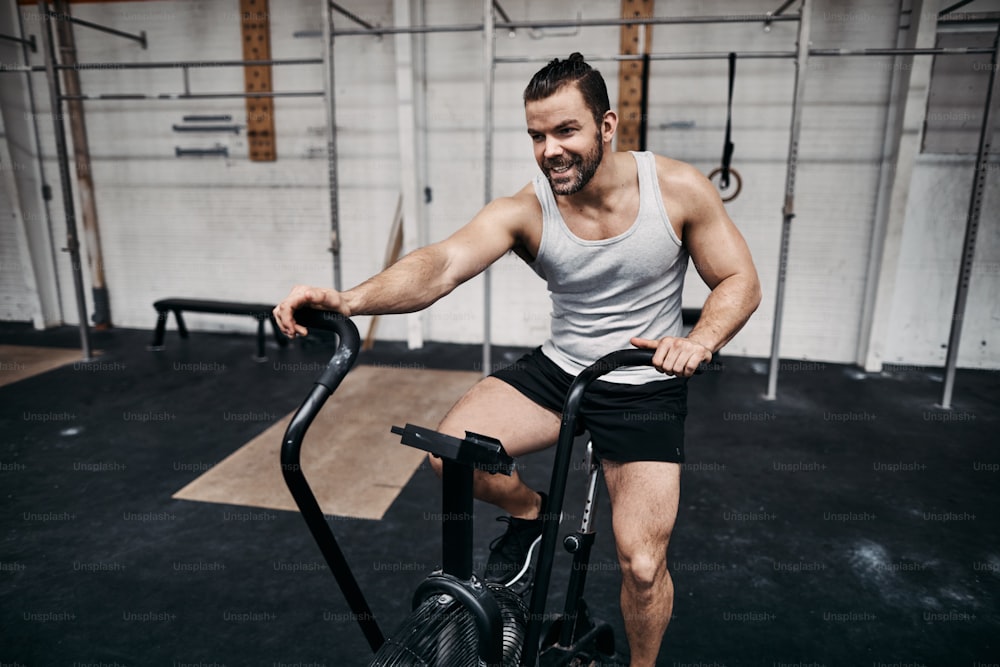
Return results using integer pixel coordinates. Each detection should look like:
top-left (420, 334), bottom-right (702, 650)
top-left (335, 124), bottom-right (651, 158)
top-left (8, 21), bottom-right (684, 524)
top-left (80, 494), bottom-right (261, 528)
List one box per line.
top-left (1, 322), bottom-right (997, 667)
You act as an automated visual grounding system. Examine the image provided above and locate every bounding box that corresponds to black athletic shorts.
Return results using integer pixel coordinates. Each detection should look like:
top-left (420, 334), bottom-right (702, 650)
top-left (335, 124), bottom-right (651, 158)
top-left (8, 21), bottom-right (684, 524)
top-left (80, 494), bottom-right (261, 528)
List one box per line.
top-left (491, 347), bottom-right (687, 463)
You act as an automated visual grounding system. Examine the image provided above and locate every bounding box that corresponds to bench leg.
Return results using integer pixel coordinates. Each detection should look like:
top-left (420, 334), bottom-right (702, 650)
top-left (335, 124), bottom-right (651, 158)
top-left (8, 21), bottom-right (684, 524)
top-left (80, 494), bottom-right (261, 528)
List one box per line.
top-left (269, 314), bottom-right (288, 348)
top-left (254, 318), bottom-right (267, 362)
top-left (174, 310), bottom-right (189, 339)
top-left (150, 310), bottom-right (169, 350)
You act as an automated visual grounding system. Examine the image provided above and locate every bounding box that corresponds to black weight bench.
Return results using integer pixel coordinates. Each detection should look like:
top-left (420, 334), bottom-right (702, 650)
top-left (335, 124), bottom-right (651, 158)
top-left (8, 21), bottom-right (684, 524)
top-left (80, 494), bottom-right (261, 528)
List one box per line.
top-left (150, 298), bottom-right (287, 361)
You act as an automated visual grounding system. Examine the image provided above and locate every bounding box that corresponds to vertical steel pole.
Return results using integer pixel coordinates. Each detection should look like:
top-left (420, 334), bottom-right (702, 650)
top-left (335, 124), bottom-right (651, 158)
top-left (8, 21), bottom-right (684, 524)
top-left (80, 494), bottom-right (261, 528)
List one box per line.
top-left (765, 0), bottom-right (810, 401)
top-left (415, 0), bottom-right (430, 251)
top-left (482, 0), bottom-right (495, 377)
top-left (939, 25), bottom-right (1000, 409)
top-left (53, 0), bottom-right (110, 328)
top-left (37, 0), bottom-right (92, 360)
top-left (322, 0), bottom-right (343, 291)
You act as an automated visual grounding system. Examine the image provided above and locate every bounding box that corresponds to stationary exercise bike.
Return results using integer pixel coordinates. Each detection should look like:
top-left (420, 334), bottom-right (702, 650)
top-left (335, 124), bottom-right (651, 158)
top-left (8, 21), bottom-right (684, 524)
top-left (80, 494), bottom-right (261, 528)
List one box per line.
top-left (280, 309), bottom-right (659, 666)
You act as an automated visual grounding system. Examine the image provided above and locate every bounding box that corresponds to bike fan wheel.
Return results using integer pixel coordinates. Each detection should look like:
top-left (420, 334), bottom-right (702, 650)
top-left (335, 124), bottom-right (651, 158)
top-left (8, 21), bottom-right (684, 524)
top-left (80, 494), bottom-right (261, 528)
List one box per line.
top-left (370, 583), bottom-right (527, 666)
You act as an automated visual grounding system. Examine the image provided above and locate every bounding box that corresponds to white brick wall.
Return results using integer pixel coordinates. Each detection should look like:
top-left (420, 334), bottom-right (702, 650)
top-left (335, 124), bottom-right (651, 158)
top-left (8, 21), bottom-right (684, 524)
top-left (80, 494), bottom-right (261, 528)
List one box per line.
top-left (3, 0), bottom-right (997, 369)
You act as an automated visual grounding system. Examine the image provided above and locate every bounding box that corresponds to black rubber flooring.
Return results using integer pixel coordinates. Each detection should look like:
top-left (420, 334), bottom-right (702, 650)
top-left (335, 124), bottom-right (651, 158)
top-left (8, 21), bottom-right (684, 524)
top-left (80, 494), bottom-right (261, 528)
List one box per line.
top-left (1, 321), bottom-right (997, 666)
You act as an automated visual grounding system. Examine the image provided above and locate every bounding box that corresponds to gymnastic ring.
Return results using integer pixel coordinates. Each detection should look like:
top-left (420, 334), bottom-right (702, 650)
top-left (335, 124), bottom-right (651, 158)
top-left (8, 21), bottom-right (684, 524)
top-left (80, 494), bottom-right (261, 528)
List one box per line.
top-left (707, 166), bottom-right (742, 203)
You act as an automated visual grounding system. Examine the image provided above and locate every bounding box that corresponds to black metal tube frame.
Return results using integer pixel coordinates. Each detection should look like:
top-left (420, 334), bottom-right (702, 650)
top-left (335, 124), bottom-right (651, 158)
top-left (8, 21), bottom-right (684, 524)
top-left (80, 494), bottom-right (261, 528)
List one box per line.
top-left (441, 458), bottom-right (475, 580)
top-left (0, 32), bottom-right (36, 52)
top-left (521, 348), bottom-right (657, 666)
top-left (329, 0), bottom-right (376, 31)
top-left (277, 309), bottom-right (386, 653)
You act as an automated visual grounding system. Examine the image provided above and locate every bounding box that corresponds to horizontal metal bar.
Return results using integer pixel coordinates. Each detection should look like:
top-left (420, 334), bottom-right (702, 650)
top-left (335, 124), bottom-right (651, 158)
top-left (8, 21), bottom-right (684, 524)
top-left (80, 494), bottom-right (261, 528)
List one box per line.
top-left (0, 58), bottom-right (322, 74)
top-left (937, 11), bottom-right (1000, 24)
top-left (496, 51), bottom-right (797, 64)
top-left (172, 124), bottom-right (241, 133)
top-left (809, 46), bottom-right (997, 56)
top-left (59, 91), bottom-right (324, 101)
top-left (175, 146), bottom-right (228, 157)
top-left (332, 13), bottom-right (800, 36)
top-left (7, 44), bottom-right (996, 79)
top-left (45, 9), bottom-right (146, 48)
top-left (50, 57), bottom-right (322, 72)
top-left (495, 45), bottom-right (998, 66)
top-left (333, 22), bottom-right (483, 36)
top-left (182, 114), bottom-right (233, 122)
top-left (0, 32), bottom-right (36, 52)
top-left (500, 14), bottom-right (800, 29)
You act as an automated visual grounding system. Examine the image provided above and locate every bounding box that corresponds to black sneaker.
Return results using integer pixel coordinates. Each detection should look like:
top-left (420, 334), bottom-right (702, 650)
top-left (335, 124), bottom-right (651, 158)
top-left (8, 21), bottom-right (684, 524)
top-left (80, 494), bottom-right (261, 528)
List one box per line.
top-left (586, 654), bottom-right (629, 667)
top-left (484, 494), bottom-right (546, 586)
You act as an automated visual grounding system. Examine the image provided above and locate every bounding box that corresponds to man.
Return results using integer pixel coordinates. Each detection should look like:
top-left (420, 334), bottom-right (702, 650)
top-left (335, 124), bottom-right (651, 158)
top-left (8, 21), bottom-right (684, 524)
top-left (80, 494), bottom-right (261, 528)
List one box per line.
top-left (273, 53), bottom-right (761, 666)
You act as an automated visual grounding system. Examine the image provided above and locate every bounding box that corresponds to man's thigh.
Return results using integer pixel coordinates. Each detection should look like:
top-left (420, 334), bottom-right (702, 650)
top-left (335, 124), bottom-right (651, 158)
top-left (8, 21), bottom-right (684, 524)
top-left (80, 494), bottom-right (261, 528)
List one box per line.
top-left (603, 460), bottom-right (681, 557)
top-left (437, 377), bottom-right (562, 458)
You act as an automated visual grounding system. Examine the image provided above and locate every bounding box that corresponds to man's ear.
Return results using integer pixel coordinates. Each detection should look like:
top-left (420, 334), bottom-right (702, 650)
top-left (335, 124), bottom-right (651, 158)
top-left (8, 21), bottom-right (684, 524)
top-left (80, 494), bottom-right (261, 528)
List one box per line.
top-left (601, 110), bottom-right (618, 144)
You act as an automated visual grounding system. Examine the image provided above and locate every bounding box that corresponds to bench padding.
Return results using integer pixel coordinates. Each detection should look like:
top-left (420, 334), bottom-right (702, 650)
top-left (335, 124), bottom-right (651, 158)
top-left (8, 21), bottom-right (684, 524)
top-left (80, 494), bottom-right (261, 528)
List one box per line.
top-left (151, 298), bottom-right (287, 360)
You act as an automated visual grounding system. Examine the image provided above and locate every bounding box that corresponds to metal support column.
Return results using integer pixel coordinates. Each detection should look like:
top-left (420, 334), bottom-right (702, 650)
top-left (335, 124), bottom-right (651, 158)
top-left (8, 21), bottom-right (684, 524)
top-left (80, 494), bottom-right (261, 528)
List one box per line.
top-left (53, 0), bottom-right (110, 328)
top-left (939, 24), bottom-right (1000, 409)
top-left (482, 0), bottom-right (495, 377)
top-left (37, 0), bottom-right (91, 360)
top-left (765, 0), bottom-right (810, 401)
top-left (393, 0), bottom-right (425, 350)
top-left (322, 0), bottom-right (343, 291)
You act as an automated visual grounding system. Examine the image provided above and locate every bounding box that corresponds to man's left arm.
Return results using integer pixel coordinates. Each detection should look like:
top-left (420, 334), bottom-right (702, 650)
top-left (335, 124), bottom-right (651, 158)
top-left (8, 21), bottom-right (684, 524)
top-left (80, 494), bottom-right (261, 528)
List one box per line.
top-left (631, 162), bottom-right (762, 377)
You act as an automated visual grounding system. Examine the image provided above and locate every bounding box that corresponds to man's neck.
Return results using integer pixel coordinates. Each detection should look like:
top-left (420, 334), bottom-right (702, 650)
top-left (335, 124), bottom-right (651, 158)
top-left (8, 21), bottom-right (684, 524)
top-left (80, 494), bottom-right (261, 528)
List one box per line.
top-left (558, 149), bottom-right (630, 213)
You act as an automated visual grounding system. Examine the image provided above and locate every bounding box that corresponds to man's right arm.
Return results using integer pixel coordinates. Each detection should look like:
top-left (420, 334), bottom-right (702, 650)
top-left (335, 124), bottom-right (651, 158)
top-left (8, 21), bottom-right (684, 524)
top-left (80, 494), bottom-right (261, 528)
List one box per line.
top-left (273, 194), bottom-right (532, 338)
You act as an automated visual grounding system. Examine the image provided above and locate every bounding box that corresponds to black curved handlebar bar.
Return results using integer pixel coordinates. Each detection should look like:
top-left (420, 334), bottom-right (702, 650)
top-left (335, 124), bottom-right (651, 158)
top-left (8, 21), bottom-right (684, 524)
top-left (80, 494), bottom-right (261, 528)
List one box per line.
top-left (288, 308), bottom-right (361, 391)
top-left (277, 309), bottom-right (386, 652)
top-left (279, 310), bottom-right (689, 663)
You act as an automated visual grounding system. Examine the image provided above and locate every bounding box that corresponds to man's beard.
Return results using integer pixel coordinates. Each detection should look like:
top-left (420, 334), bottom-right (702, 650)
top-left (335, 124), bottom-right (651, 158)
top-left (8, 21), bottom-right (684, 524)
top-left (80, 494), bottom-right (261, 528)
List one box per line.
top-left (543, 133), bottom-right (603, 195)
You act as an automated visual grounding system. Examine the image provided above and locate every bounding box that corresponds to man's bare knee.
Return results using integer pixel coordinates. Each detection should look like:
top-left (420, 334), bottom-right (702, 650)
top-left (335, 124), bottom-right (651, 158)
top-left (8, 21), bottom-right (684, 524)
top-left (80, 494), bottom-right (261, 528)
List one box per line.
top-left (619, 547), bottom-right (669, 592)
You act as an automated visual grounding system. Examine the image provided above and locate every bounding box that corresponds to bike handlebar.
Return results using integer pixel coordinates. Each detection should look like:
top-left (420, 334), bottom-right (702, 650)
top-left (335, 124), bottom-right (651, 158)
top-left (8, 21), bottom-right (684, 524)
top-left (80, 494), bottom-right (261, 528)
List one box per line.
top-left (278, 309), bottom-right (386, 652)
top-left (279, 311), bottom-right (697, 663)
top-left (288, 308), bottom-right (361, 391)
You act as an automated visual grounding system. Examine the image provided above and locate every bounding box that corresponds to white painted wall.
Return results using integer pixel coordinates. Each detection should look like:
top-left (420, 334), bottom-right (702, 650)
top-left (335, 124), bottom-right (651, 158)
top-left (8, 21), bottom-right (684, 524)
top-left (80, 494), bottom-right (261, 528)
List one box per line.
top-left (0, 0), bottom-right (61, 328)
top-left (887, 154), bottom-right (1000, 368)
top-left (3, 0), bottom-right (997, 370)
top-left (0, 108), bottom-right (34, 322)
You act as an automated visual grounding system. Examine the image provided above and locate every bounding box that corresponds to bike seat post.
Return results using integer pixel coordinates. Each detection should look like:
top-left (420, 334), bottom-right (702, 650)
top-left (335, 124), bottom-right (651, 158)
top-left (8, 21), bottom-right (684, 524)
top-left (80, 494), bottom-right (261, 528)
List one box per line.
top-left (441, 458), bottom-right (474, 581)
top-left (392, 424), bottom-right (512, 583)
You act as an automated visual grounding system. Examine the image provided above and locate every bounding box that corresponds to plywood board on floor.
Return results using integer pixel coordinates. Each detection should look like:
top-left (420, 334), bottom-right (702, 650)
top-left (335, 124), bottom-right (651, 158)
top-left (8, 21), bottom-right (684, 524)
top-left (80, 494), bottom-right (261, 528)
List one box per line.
top-left (172, 365), bottom-right (480, 520)
top-left (0, 345), bottom-right (94, 388)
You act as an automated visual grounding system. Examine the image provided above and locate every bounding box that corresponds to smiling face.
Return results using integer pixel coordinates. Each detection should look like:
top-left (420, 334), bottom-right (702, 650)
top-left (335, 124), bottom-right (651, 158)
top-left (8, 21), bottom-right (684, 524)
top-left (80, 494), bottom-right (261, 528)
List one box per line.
top-left (525, 83), bottom-right (611, 196)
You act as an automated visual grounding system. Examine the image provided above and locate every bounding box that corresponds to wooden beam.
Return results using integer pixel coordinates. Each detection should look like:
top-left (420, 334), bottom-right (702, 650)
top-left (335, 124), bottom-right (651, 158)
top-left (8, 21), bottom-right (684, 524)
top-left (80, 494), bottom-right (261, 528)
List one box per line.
top-left (240, 0), bottom-right (276, 161)
top-left (616, 0), bottom-right (654, 151)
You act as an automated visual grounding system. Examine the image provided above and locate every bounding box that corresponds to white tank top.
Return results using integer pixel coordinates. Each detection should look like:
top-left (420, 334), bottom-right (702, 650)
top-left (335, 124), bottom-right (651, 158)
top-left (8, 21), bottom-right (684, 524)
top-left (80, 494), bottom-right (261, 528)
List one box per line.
top-left (531, 151), bottom-right (688, 384)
